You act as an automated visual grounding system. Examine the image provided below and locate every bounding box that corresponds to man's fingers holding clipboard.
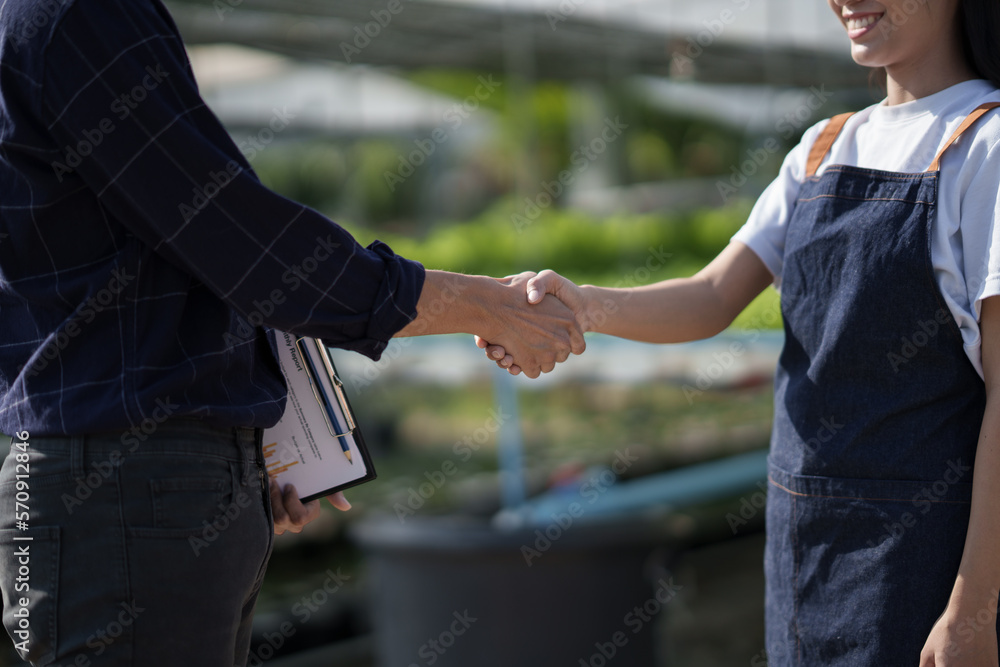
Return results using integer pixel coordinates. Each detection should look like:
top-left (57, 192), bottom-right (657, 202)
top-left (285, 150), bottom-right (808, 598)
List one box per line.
top-left (326, 492), bottom-right (351, 512)
top-left (269, 479), bottom-right (352, 535)
top-left (270, 478), bottom-right (320, 534)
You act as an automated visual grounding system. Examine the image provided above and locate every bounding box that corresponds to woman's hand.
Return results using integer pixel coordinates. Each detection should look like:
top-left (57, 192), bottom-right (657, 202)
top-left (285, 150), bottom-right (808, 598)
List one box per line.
top-left (270, 478), bottom-right (351, 535)
top-left (476, 270), bottom-right (587, 375)
top-left (476, 242), bottom-right (775, 372)
top-left (919, 601), bottom-right (999, 666)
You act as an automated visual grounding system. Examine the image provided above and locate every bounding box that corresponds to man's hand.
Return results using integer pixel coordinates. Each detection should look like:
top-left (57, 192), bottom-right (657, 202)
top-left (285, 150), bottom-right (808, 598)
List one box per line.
top-left (473, 271), bottom-right (585, 378)
top-left (393, 269), bottom-right (585, 379)
top-left (270, 478), bottom-right (351, 535)
top-left (477, 270), bottom-right (588, 375)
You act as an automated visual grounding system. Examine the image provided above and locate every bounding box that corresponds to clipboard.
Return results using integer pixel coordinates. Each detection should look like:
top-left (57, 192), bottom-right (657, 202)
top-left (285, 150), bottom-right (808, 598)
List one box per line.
top-left (263, 332), bottom-right (376, 502)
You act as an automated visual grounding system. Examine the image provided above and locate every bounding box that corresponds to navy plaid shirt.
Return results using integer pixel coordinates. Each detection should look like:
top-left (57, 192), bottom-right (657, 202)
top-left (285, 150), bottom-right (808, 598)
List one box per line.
top-left (0, 0), bottom-right (425, 436)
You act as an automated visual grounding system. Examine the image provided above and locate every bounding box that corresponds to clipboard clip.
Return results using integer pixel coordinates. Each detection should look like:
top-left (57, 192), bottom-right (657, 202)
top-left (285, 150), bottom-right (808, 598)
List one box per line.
top-left (294, 337), bottom-right (355, 438)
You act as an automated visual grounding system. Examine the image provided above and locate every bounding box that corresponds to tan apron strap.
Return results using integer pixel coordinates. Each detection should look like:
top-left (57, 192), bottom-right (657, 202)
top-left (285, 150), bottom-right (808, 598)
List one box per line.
top-left (928, 102), bottom-right (1000, 172)
top-left (805, 113), bottom-right (854, 177)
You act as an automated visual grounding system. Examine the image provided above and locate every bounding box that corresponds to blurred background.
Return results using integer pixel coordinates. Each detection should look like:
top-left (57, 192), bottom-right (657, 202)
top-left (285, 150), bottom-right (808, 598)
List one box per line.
top-left (1, 0), bottom-right (885, 665)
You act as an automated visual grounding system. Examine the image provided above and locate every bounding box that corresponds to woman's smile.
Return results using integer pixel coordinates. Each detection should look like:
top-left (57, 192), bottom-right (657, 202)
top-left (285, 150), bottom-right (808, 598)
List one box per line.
top-left (843, 11), bottom-right (885, 40)
top-left (828, 0), bottom-right (974, 102)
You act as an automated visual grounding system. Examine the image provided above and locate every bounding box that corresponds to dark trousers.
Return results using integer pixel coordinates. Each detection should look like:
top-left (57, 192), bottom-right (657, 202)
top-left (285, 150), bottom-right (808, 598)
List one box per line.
top-left (0, 419), bottom-right (274, 666)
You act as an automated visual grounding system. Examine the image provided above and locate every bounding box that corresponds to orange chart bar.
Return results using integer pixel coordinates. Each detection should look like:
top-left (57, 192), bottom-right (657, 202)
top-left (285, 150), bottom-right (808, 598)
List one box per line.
top-left (263, 442), bottom-right (300, 477)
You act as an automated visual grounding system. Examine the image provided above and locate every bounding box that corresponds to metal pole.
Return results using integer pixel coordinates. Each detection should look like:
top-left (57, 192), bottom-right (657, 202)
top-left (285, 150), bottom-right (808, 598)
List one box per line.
top-left (492, 368), bottom-right (527, 511)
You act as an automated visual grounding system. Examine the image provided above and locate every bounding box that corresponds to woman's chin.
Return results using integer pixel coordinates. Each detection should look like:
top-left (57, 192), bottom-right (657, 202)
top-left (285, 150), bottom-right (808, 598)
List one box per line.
top-left (850, 46), bottom-right (887, 70)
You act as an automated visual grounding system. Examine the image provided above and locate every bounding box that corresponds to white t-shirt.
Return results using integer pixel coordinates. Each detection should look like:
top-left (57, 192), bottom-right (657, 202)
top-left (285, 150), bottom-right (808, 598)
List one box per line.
top-left (734, 79), bottom-right (1000, 379)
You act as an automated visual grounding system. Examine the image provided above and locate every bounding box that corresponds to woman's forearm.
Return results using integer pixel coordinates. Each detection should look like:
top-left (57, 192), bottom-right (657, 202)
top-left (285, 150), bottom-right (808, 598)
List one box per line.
top-left (941, 296), bottom-right (1000, 631)
top-left (577, 241), bottom-right (774, 344)
top-left (949, 391), bottom-right (1000, 612)
top-left (578, 278), bottom-right (733, 343)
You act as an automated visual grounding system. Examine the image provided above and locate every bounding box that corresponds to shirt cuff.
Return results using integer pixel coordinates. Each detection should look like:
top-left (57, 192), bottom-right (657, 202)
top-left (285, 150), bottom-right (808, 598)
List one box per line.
top-left (356, 240), bottom-right (426, 360)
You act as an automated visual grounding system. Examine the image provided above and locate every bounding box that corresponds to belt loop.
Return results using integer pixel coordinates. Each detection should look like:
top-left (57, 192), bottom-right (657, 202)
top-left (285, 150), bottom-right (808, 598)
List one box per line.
top-left (230, 428), bottom-right (243, 491)
top-left (253, 427), bottom-right (265, 487)
top-left (235, 428), bottom-right (251, 487)
top-left (70, 435), bottom-right (86, 479)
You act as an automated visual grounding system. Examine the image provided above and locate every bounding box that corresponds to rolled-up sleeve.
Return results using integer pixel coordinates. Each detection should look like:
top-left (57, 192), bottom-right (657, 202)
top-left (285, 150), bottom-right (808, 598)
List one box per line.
top-left (38, 0), bottom-right (423, 358)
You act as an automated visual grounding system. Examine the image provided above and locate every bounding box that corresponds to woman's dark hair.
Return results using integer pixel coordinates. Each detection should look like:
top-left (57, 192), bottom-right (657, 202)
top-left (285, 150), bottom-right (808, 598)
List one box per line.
top-left (868, 2), bottom-right (1000, 95)
top-left (960, 0), bottom-right (1000, 88)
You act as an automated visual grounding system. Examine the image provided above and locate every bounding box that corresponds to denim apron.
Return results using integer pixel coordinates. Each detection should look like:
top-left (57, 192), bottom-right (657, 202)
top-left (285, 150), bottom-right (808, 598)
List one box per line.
top-left (765, 103), bottom-right (1000, 665)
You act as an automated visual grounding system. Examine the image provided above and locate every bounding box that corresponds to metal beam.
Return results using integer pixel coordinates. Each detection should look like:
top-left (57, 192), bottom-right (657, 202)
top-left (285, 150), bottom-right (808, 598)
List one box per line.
top-left (164, 0), bottom-right (867, 87)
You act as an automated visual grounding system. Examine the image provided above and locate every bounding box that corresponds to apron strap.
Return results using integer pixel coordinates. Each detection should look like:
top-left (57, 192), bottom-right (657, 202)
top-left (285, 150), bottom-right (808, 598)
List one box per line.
top-left (927, 102), bottom-right (1000, 172)
top-left (805, 113), bottom-right (854, 177)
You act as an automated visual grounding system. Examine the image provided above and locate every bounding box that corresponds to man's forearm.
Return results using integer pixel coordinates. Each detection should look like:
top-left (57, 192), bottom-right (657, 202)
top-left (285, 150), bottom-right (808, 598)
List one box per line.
top-left (393, 270), bottom-right (496, 338)
top-left (394, 270), bottom-right (585, 378)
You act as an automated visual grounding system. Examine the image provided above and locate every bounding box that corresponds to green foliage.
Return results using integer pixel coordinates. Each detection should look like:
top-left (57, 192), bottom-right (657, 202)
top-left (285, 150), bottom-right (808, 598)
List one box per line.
top-left (732, 286), bottom-right (782, 332)
top-left (366, 199), bottom-right (746, 270)
top-left (627, 130), bottom-right (677, 181)
top-left (250, 71), bottom-right (777, 231)
top-left (341, 198), bottom-right (781, 329)
top-left (246, 71), bottom-right (786, 331)
top-left (407, 70), bottom-right (510, 112)
top-left (250, 141), bottom-right (347, 211)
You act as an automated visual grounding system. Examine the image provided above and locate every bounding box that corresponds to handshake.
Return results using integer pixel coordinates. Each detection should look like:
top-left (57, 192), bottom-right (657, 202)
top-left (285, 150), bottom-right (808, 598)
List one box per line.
top-left (288, 242), bottom-right (772, 528)
top-left (395, 268), bottom-right (595, 379)
top-left (279, 267), bottom-right (587, 532)
top-left (473, 270), bottom-right (591, 378)
top-left (396, 242), bottom-right (771, 377)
